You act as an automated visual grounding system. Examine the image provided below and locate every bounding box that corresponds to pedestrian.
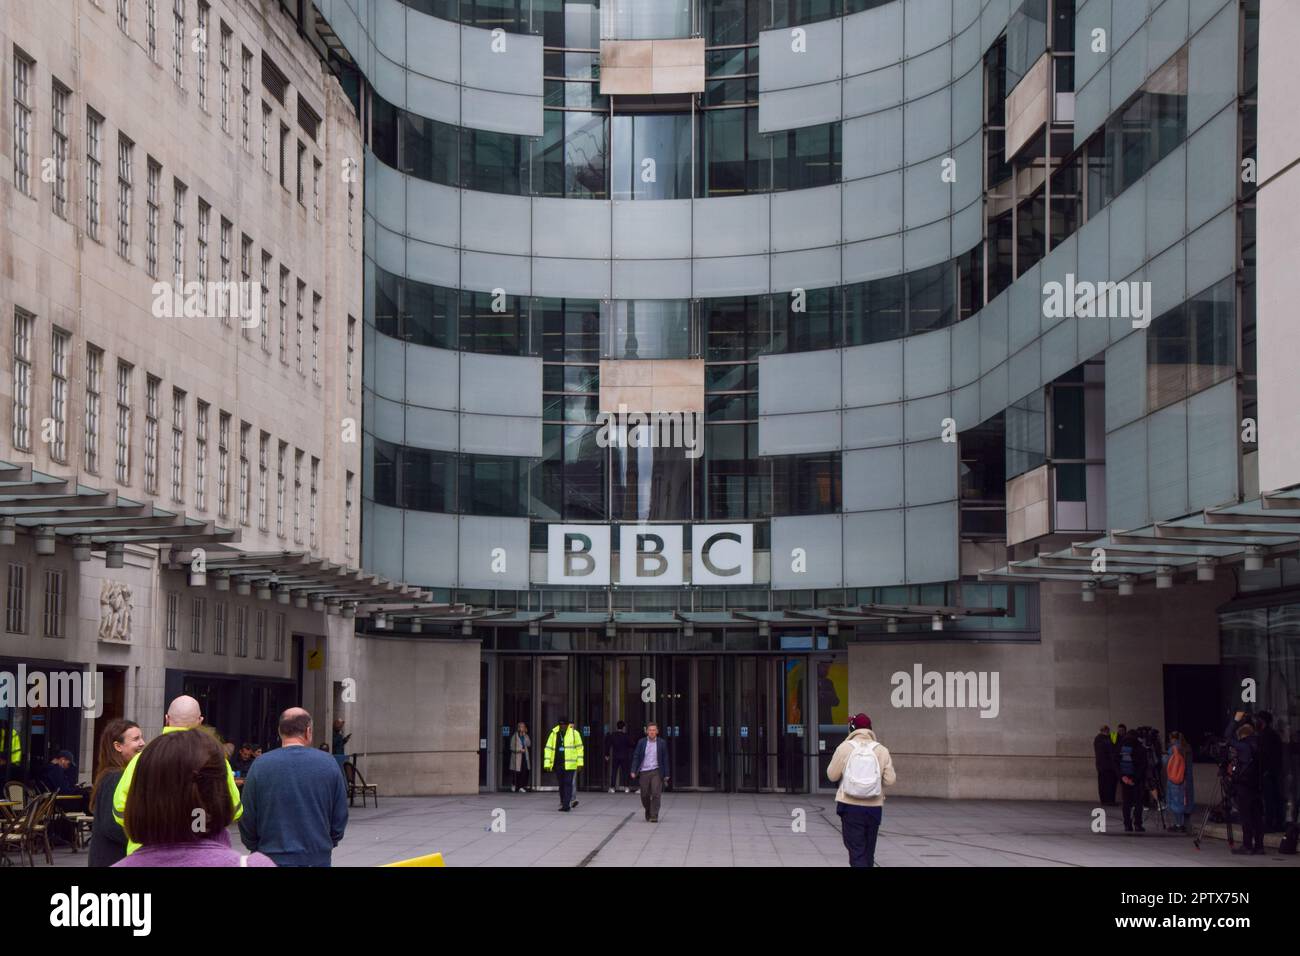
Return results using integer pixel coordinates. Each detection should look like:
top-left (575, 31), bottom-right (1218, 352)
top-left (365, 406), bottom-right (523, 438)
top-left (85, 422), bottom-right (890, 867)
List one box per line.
top-left (231, 742), bottom-right (255, 777)
top-left (509, 722), bottom-right (532, 792)
top-left (1162, 731), bottom-right (1194, 833)
top-left (605, 720), bottom-right (633, 793)
top-left (87, 719), bottom-right (145, 867)
top-left (629, 723), bottom-right (670, 822)
top-left (1114, 723), bottom-right (1127, 746)
top-left (826, 713), bottom-right (897, 867)
top-left (238, 708), bottom-right (349, 867)
top-left (1226, 711), bottom-right (1264, 855)
top-left (543, 717), bottom-right (583, 812)
top-left (332, 718), bottom-right (351, 757)
top-left (113, 729), bottom-right (275, 868)
top-left (1115, 727), bottom-right (1148, 833)
top-left (1094, 724), bottom-right (1117, 806)
top-left (113, 695), bottom-right (243, 856)
top-left (1255, 711), bottom-right (1284, 832)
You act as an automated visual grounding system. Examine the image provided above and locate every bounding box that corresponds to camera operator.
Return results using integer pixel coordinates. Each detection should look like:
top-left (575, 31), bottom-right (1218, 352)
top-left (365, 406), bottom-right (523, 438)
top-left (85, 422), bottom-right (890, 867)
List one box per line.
top-left (1255, 711), bottom-right (1284, 832)
top-left (1115, 727), bottom-right (1149, 833)
top-left (1226, 711), bottom-right (1265, 855)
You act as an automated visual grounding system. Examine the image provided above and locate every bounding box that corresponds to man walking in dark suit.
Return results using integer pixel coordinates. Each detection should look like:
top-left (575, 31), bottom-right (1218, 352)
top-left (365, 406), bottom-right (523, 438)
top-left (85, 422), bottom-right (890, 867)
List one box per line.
top-left (629, 723), bottom-right (670, 822)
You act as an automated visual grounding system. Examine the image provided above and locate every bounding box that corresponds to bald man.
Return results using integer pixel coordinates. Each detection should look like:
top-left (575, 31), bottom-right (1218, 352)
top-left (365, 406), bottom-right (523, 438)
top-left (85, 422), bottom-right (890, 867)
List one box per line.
top-left (113, 695), bottom-right (243, 855)
top-left (238, 708), bottom-right (348, 867)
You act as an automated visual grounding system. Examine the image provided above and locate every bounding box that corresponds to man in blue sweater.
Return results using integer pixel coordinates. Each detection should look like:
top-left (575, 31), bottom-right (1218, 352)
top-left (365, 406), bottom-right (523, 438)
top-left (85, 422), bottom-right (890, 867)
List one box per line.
top-left (239, 708), bottom-right (349, 867)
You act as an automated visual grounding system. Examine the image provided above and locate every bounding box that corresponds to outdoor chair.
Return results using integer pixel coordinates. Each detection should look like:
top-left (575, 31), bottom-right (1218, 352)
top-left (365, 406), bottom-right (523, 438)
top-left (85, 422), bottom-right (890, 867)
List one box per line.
top-left (1, 792), bottom-right (56, 866)
top-left (343, 762), bottom-right (379, 808)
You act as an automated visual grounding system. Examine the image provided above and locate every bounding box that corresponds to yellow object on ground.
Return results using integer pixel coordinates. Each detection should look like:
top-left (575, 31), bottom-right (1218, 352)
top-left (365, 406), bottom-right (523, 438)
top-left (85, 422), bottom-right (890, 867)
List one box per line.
top-left (383, 852), bottom-right (445, 867)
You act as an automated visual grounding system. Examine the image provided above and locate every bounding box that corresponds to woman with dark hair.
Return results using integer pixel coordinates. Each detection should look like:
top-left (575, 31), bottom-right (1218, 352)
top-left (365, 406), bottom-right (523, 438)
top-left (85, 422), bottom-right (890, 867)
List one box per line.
top-left (112, 729), bottom-right (275, 867)
top-left (87, 719), bottom-right (144, 867)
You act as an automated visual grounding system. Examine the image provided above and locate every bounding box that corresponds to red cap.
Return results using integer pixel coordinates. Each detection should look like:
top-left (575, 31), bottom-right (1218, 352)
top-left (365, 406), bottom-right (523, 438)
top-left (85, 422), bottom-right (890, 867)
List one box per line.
top-left (850, 713), bottom-right (872, 730)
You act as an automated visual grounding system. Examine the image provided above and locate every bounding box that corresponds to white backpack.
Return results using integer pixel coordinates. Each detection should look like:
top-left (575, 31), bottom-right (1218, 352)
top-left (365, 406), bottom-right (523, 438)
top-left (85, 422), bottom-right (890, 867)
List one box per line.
top-left (842, 739), bottom-right (882, 798)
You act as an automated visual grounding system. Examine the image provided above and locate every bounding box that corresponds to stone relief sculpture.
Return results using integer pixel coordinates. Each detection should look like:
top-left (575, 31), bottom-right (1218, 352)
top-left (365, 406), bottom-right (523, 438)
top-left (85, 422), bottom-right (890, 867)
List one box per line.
top-left (98, 580), bottom-right (133, 642)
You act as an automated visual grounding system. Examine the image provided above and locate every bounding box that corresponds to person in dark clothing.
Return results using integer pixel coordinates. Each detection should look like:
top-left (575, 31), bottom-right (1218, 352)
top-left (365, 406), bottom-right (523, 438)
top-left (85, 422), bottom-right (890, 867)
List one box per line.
top-left (1255, 711), bottom-right (1284, 832)
top-left (1094, 725), bottom-right (1117, 806)
top-left (1115, 730), bottom-right (1148, 832)
top-left (87, 719), bottom-right (145, 867)
top-left (231, 742), bottom-right (255, 777)
top-left (605, 721), bottom-right (634, 793)
top-left (43, 751), bottom-right (80, 794)
top-left (332, 719), bottom-right (351, 756)
top-left (1226, 712), bottom-right (1264, 855)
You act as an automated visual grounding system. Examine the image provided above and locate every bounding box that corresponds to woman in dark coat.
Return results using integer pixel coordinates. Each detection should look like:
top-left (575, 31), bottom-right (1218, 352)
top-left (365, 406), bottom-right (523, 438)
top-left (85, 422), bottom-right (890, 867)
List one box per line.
top-left (87, 718), bottom-right (145, 867)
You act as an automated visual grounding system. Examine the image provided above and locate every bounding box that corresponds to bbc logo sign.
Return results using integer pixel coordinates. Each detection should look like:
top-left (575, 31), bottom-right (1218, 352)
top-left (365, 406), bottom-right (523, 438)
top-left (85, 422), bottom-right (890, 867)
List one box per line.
top-left (547, 524), bottom-right (753, 586)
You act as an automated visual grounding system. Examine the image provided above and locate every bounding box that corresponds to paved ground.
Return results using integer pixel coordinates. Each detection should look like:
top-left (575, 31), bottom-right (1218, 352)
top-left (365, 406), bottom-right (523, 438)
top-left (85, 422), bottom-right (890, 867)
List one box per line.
top-left (33, 792), bottom-right (1297, 868)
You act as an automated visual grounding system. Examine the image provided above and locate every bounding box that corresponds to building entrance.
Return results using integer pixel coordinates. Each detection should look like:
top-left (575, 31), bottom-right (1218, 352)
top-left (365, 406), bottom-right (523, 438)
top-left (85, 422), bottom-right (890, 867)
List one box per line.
top-left (486, 652), bottom-right (849, 794)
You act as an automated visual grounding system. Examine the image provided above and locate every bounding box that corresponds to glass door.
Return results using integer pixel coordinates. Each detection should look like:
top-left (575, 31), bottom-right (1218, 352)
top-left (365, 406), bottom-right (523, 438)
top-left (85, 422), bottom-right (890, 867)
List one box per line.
top-left (731, 655), bottom-right (772, 790)
top-left (776, 657), bottom-right (808, 792)
top-left (538, 657), bottom-right (570, 790)
top-left (814, 657), bottom-right (849, 790)
top-left (695, 657), bottom-right (725, 789)
top-left (498, 656), bottom-right (534, 790)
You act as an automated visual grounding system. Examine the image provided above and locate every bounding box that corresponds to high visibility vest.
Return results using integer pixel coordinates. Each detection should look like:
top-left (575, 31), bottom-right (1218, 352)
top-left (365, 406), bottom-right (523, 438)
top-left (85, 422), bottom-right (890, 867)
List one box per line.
top-left (113, 724), bottom-right (242, 855)
top-left (3, 728), bottom-right (20, 765)
top-left (543, 726), bottom-right (584, 771)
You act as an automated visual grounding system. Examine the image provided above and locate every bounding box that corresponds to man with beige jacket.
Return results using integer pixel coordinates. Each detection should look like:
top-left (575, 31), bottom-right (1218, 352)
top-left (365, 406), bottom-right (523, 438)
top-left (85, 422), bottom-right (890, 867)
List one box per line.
top-left (826, 713), bottom-right (896, 867)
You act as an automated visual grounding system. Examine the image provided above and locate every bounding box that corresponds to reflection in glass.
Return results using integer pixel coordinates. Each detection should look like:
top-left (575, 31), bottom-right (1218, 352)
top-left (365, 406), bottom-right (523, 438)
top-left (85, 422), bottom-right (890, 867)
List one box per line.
top-left (602, 300), bottom-right (693, 359)
top-left (612, 113), bottom-right (692, 200)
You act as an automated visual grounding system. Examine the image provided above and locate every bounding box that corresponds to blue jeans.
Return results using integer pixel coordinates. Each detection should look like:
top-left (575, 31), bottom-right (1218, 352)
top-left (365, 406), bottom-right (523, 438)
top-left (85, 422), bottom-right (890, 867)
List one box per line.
top-left (837, 803), bottom-right (882, 868)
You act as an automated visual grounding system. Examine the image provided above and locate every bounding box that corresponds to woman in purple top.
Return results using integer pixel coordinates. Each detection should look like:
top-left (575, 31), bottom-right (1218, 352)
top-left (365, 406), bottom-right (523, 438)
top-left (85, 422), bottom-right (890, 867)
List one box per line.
top-left (112, 728), bottom-right (275, 868)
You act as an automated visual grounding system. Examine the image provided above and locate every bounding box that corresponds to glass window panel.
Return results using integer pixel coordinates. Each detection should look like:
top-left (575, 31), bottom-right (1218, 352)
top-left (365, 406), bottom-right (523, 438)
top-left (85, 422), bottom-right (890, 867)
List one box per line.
top-left (602, 300), bottom-right (693, 359)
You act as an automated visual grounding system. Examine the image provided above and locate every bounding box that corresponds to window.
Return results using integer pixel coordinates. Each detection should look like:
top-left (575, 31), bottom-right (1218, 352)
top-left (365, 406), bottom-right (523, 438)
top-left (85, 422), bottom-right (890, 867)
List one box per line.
top-left (170, 387), bottom-right (186, 502)
top-left (42, 571), bottom-right (64, 638)
top-left (117, 135), bottom-right (134, 258)
top-left (196, 199), bottom-right (210, 284)
top-left (278, 267), bottom-right (289, 363)
top-left (118, 0), bottom-right (130, 34)
top-left (4, 564), bottom-right (27, 634)
top-left (276, 440), bottom-right (286, 537)
top-left (254, 609), bottom-right (266, 659)
top-left (213, 601), bottom-right (227, 654)
top-left (195, 400), bottom-right (208, 510)
top-left (274, 614), bottom-right (285, 662)
top-left (240, 234), bottom-right (252, 338)
top-left (261, 103), bottom-right (271, 172)
top-left (115, 362), bottom-right (131, 483)
top-left (257, 432), bottom-right (269, 531)
top-left (165, 591), bottom-right (179, 650)
top-left (296, 139), bottom-right (306, 202)
top-left (261, 54), bottom-right (288, 104)
top-left (172, 179), bottom-right (187, 281)
top-left (219, 217), bottom-right (232, 324)
top-left (190, 596), bottom-right (205, 652)
top-left (292, 449), bottom-right (303, 543)
top-left (86, 110), bottom-right (104, 240)
top-left (238, 422), bottom-right (251, 525)
top-left (146, 159), bottom-right (161, 277)
top-left (217, 411), bottom-right (230, 518)
top-left (312, 157), bottom-right (321, 220)
top-left (196, 2), bottom-right (209, 109)
top-left (12, 49), bottom-right (32, 196)
top-left (311, 293), bottom-right (321, 385)
top-left (11, 310), bottom-right (32, 451)
top-left (240, 47), bottom-right (252, 149)
top-left (51, 81), bottom-right (70, 217)
top-left (346, 316), bottom-right (356, 399)
top-left (279, 122), bottom-right (289, 188)
top-left (85, 346), bottom-right (103, 473)
top-left (51, 330), bottom-right (69, 462)
top-left (295, 280), bottom-right (305, 373)
top-left (145, 375), bottom-right (160, 494)
top-left (219, 23), bottom-right (231, 132)
top-left (172, 0), bottom-right (185, 85)
top-left (347, 176), bottom-right (355, 244)
top-left (260, 252), bottom-right (271, 352)
top-left (146, 0), bottom-right (157, 60)
top-left (235, 605), bottom-right (248, 656)
top-left (344, 472), bottom-right (354, 559)
top-left (309, 457), bottom-right (319, 550)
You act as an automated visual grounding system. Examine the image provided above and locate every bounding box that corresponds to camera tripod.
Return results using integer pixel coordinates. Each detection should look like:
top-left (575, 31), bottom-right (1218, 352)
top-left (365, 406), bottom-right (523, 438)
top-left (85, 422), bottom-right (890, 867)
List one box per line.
top-left (1192, 762), bottom-right (1235, 851)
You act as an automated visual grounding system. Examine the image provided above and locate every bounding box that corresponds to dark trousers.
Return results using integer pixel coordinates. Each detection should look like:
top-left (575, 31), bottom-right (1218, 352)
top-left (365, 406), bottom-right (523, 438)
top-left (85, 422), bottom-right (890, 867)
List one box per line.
top-left (1121, 779), bottom-right (1144, 829)
top-left (1097, 767), bottom-right (1117, 805)
top-left (609, 757), bottom-right (630, 790)
top-left (836, 803), bottom-right (882, 868)
top-left (513, 767), bottom-right (529, 791)
top-left (1262, 771), bottom-right (1284, 831)
top-left (556, 768), bottom-right (575, 808)
top-left (1235, 784), bottom-right (1264, 850)
top-left (638, 769), bottom-right (663, 820)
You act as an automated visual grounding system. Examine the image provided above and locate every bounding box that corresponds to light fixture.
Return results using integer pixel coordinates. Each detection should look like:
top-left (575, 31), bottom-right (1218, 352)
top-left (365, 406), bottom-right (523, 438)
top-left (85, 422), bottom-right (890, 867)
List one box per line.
top-left (1196, 557), bottom-right (1217, 582)
top-left (1155, 566), bottom-right (1174, 589)
top-left (528, 620), bottom-right (540, 637)
top-left (294, 593), bottom-right (308, 609)
top-left (72, 536), bottom-right (92, 562)
top-left (166, 547), bottom-right (182, 571)
top-left (1081, 580), bottom-right (1097, 603)
top-left (276, 588), bottom-right (291, 605)
top-left (105, 542), bottom-right (125, 569)
top-left (605, 619), bottom-right (616, 639)
top-left (683, 622), bottom-right (695, 638)
top-left (34, 527), bottom-right (56, 556)
top-left (1117, 575), bottom-right (1135, 596)
top-left (256, 582), bottom-right (272, 601)
top-left (341, 603), bottom-right (356, 619)
top-left (758, 621), bottom-right (770, 639)
top-left (0, 518), bottom-right (14, 546)
top-left (325, 600), bottom-right (339, 615)
top-left (236, 578), bottom-right (252, 596)
top-left (931, 614), bottom-right (943, 632)
top-left (189, 566), bottom-right (207, 587)
top-left (827, 619), bottom-right (839, 637)
top-left (1244, 546), bottom-right (1265, 572)
top-left (461, 619), bottom-right (473, 637)
top-left (310, 596), bottom-right (326, 612)
top-left (886, 617), bottom-right (898, 634)
top-left (213, 571), bottom-right (230, 591)
top-left (374, 611), bottom-right (387, 629)
top-left (411, 620), bottom-right (423, 634)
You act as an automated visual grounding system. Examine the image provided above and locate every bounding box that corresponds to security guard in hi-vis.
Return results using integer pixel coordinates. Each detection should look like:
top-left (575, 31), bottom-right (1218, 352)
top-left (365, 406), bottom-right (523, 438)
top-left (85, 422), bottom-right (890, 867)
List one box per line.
top-left (543, 718), bottom-right (584, 813)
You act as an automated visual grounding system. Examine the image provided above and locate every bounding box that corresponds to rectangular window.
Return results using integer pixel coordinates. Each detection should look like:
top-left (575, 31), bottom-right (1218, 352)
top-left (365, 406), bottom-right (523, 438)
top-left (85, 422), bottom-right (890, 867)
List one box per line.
top-left (195, 400), bottom-right (208, 511)
top-left (196, 199), bottom-right (210, 284)
top-left (196, 2), bottom-right (209, 109)
top-left (255, 609), bottom-right (266, 659)
top-left (296, 140), bottom-right (306, 203)
top-left (146, 0), bottom-right (157, 60)
top-left (11, 310), bottom-right (33, 451)
top-left (165, 591), bottom-right (179, 650)
top-left (309, 457), bottom-right (319, 550)
top-left (219, 23), bottom-right (231, 132)
top-left (311, 293), bottom-right (321, 385)
top-left (145, 375), bottom-right (160, 494)
top-left (12, 49), bottom-right (32, 196)
top-left (118, 0), bottom-right (130, 34)
top-left (117, 135), bottom-right (134, 258)
top-left (278, 267), bottom-right (289, 363)
top-left (42, 570), bottom-right (64, 638)
top-left (190, 596), bottom-right (205, 652)
top-left (85, 346), bottom-right (103, 473)
top-left (115, 362), bottom-right (132, 483)
top-left (51, 330), bottom-right (69, 462)
top-left (240, 47), bottom-right (252, 149)
top-left (312, 157), bottom-right (321, 221)
top-left (172, 179), bottom-right (187, 282)
top-left (51, 81), bottom-right (70, 217)
top-left (293, 449), bottom-right (303, 543)
top-left (240, 234), bottom-right (252, 338)
top-left (4, 564), bottom-right (27, 634)
top-left (344, 472), bottom-right (354, 559)
top-left (170, 387), bottom-right (186, 502)
top-left (276, 440), bottom-right (286, 537)
top-left (295, 281), bottom-right (305, 373)
top-left (219, 217), bottom-right (232, 324)
top-left (238, 422), bottom-right (251, 525)
top-left (235, 605), bottom-right (247, 656)
top-left (258, 431), bottom-right (269, 531)
top-left (213, 601), bottom-right (227, 655)
top-left (260, 253), bottom-right (271, 352)
top-left (146, 159), bottom-right (161, 277)
top-left (261, 103), bottom-right (271, 172)
top-left (86, 110), bottom-right (104, 240)
top-left (217, 411), bottom-right (230, 519)
top-left (172, 0), bottom-right (185, 85)
top-left (274, 613), bottom-right (285, 662)
top-left (347, 177), bottom-right (354, 244)
top-left (279, 123), bottom-right (289, 188)
top-left (346, 316), bottom-right (356, 400)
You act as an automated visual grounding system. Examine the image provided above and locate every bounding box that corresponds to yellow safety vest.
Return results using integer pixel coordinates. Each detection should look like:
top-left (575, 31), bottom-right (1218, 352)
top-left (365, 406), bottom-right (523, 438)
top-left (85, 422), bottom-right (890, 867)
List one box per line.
top-left (543, 726), bottom-right (584, 771)
top-left (3, 728), bottom-right (20, 765)
top-left (113, 724), bottom-right (242, 855)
